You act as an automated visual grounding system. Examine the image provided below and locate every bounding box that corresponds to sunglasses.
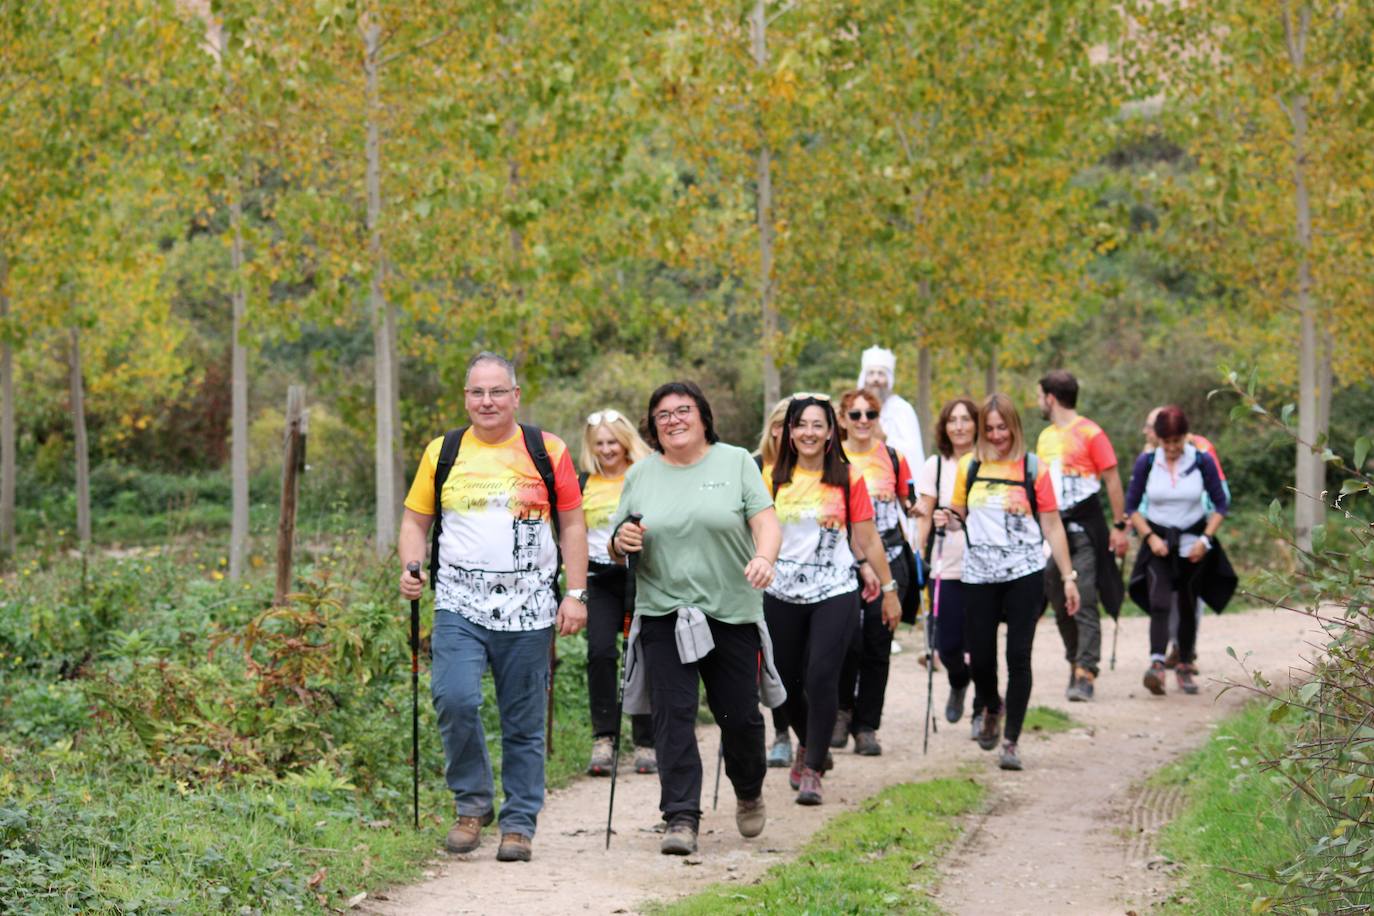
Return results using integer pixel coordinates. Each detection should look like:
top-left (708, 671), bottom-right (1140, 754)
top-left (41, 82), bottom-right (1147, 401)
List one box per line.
top-left (586, 409), bottom-right (623, 426)
top-left (791, 392), bottom-right (831, 402)
top-left (847, 409), bottom-right (880, 421)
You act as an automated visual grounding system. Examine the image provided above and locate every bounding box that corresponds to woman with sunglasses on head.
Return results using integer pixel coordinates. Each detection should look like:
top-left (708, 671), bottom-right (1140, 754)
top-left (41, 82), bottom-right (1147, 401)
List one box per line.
top-left (832, 387), bottom-right (916, 756)
top-left (916, 398), bottom-right (985, 736)
top-left (755, 397), bottom-right (797, 769)
top-left (946, 393), bottom-right (1078, 771)
top-left (764, 394), bottom-right (900, 805)
top-left (579, 409), bottom-right (655, 778)
top-left (610, 382), bottom-right (783, 856)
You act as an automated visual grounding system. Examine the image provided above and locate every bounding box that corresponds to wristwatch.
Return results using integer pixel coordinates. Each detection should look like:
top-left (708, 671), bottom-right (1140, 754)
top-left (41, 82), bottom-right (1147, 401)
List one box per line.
top-left (1198, 536), bottom-right (1212, 551)
top-left (1063, 568), bottom-right (1079, 582)
top-left (880, 580), bottom-right (898, 594)
top-left (566, 588), bottom-right (589, 604)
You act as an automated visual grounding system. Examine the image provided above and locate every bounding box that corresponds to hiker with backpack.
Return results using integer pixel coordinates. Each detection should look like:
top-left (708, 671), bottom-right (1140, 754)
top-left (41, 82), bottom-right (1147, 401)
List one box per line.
top-left (579, 409), bottom-right (656, 778)
top-left (609, 381), bottom-right (783, 856)
top-left (397, 352), bottom-right (588, 863)
top-left (1141, 406), bottom-right (1231, 671)
top-left (914, 397), bottom-right (985, 735)
top-left (1035, 370), bottom-right (1129, 703)
top-left (941, 393), bottom-right (1079, 771)
top-left (754, 397), bottom-right (797, 769)
top-left (1125, 405), bottom-right (1236, 697)
top-left (832, 386), bottom-right (917, 757)
top-left (763, 394), bottom-right (901, 805)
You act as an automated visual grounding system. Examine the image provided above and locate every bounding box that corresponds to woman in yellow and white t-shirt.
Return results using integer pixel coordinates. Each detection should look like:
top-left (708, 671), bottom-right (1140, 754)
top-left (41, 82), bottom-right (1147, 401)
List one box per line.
top-left (579, 409), bottom-right (653, 777)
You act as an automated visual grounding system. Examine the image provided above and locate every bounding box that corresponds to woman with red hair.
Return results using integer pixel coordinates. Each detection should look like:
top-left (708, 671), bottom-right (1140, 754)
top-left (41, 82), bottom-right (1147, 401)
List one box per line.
top-left (1124, 405), bottom-right (1235, 696)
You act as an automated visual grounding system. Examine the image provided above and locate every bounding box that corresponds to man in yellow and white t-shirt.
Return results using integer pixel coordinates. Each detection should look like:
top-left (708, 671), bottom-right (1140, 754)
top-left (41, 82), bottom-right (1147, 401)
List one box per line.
top-left (399, 353), bottom-right (588, 864)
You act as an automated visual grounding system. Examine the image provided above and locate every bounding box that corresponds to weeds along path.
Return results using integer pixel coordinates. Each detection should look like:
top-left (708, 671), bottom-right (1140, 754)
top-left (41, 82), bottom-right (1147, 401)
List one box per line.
top-left (367, 608), bottom-right (1315, 915)
top-left (935, 607), bottom-right (1318, 916)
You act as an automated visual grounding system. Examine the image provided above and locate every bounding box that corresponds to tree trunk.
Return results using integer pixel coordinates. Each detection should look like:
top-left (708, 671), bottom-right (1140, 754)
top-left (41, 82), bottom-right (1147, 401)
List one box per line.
top-left (274, 385), bottom-right (306, 605)
top-left (0, 251), bottom-right (14, 560)
top-left (365, 21), bottom-right (401, 555)
top-left (69, 327), bottom-right (91, 549)
top-left (1286, 3), bottom-right (1322, 550)
top-left (985, 348), bottom-right (998, 396)
top-left (229, 192), bottom-right (249, 580)
top-left (751, 0), bottom-right (779, 413)
top-left (917, 344), bottom-right (933, 455)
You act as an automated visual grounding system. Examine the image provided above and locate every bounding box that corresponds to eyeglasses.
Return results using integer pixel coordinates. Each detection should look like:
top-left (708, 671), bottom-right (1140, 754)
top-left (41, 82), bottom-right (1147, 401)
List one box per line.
top-left (464, 386), bottom-right (515, 401)
top-left (587, 409), bottom-right (623, 426)
top-left (847, 409), bottom-right (880, 421)
top-left (652, 404), bottom-right (695, 425)
top-left (791, 392), bottom-right (831, 401)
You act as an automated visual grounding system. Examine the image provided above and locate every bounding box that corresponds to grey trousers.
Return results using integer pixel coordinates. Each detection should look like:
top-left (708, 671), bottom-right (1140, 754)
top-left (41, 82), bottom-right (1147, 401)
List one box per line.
top-left (1046, 532), bottom-right (1101, 676)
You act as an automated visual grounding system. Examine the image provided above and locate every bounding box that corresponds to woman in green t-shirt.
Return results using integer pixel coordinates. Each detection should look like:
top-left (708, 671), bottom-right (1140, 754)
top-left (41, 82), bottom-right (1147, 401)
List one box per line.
top-left (610, 381), bottom-right (781, 857)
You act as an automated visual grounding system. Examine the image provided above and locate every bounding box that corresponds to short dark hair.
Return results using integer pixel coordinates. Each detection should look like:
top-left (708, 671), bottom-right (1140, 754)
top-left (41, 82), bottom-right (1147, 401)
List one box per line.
top-left (772, 396), bottom-right (850, 492)
top-left (642, 381), bottom-right (720, 451)
top-left (1153, 405), bottom-right (1189, 439)
top-left (935, 397), bottom-right (980, 460)
top-left (1038, 369), bottom-right (1078, 409)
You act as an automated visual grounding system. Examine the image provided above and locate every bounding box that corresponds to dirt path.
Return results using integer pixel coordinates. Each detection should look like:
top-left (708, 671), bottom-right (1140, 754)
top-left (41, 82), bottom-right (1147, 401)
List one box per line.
top-left (367, 608), bottom-right (1316, 915)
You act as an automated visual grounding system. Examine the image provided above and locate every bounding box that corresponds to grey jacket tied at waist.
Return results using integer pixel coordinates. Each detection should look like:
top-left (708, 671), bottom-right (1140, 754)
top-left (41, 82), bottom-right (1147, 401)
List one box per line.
top-left (621, 607), bottom-right (787, 715)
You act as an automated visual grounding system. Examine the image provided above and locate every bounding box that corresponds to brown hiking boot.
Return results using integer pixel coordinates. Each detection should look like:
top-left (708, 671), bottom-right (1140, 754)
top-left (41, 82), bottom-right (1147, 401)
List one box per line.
top-left (1175, 663), bottom-right (1200, 695)
top-left (977, 710), bottom-right (1001, 751)
top-left (587, 735), bottom-right (614, 776)
top-left (1143, 661), bottom-right (1167, 696)
top-left (444, 810), bottom-right (495, 854)
top-left (789, 745), bottom-right (806, 790)
top-left (853, 728), bottom-right (882, 756)
top-left (1163, 644), bottom-right (1180, 669)
top-left (830, 709), bottom-right (851, 748)
top-left (660, 817), bottom-right (698, 855)
top-left (495, 832), bottom-right (532, 862)
top-left (736, 796), bottom-right (766, 837)
top-left (1068, 667), bottom-right (1095, 702)
top-left (796, 767), bottom-right (823, 805)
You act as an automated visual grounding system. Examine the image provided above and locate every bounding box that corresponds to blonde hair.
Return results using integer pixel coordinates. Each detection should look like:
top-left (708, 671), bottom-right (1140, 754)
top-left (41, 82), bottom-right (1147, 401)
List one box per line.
top-left (975, 393), bottom-right (1026, 462)
top-left (756, 397), bottom-right (792, 468)
top-left (579, 410), bottom-right (651, 475)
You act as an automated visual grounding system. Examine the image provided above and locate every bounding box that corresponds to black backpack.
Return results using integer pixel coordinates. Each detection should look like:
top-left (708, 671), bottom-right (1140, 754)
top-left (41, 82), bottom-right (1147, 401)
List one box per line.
top-left (962, 454), bottom-right (1040, 545)
top-left (429, 424), bottom-right (562, 595)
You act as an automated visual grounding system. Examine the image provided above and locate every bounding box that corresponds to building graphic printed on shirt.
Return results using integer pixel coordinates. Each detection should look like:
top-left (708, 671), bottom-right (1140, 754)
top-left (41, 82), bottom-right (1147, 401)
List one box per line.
top-left (764, 466), bottom-right (872, 604)
top-left (953, 455), bottom-right (1057, 585)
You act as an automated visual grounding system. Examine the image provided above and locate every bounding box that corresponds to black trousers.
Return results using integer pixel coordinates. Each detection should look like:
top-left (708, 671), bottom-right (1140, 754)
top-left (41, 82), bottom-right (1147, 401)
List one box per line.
top-left (837, 554), bottom-right (911, 732)
top-left (964, 572), bottom-right (1042, 744)
top-left (586, 568), bottom-right (652, 747)
top-left (931, 578), bottom-right (982, 716)
top-left (640, 612), bottom-right (766, 824)
top-left (765, 590), bottom-right (860, 770)
top-left (1143, 552), bottom-right (1199, 664)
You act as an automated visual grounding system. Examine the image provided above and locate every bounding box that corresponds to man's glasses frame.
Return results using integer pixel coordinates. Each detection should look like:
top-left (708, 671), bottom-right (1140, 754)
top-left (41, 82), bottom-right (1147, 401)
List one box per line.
top-left (464, 386), bottom-right (516, 401)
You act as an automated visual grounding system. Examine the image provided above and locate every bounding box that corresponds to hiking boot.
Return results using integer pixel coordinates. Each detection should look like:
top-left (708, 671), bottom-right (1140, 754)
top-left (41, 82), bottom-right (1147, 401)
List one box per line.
top-left (977, 710), bottom-right (1001, 751)
top-left (998, 741), bottom-right (1023, 771)
top-left (1163, 644), bottom-right (1180, 669)
top-left (796, 767), bottom-right (823, 806)
top-left (587, 735), bottom-right (614, 777)
top-left (789, 745), bottom-right (805, 790)
top-left (444, 810), bottom-right (495, 854)
top-left (945, 684), bottom-right (968, 723)
top-left (1067, 667), bottom-right (1095, 702)
top-left (660, 818), bottom-right (698, 856)
top-left (1143, 661), bottom-right (1167, 696)
top-left (830, 709), bottom-right (852, 748)
top-left (767, 732), bottom-right (792, 768)
top-left (853, 728), bottom-right (882, 756)
top-left (495, 832), bottom-right (532, 862)
top-left (1175, 663), bottom-right (1200, 695)
top-left (970, 711), bottom-right (983, 741)
top-left (736, 796), bottom-right (766, 838)
top-left (634, 746), bottom-right (658, 774)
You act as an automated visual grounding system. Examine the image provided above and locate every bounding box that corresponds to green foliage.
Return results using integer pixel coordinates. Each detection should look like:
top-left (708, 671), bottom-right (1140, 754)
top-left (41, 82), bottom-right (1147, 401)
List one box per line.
top-left (656, 778), bottom-right (984, 915)
top-left (1023, 706), bottom-right (1074, 734)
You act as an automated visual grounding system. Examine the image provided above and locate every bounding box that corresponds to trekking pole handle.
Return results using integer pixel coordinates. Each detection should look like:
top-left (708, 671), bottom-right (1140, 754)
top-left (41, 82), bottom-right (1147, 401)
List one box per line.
top-left (623, 514), bottom-right (643, 568)
top-left (406, 561), bottom-right (421, 580)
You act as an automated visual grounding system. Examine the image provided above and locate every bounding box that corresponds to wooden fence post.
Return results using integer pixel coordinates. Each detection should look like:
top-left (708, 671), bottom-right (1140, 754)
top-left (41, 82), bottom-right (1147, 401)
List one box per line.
top-left (274, 386), bottom-right (308, 605)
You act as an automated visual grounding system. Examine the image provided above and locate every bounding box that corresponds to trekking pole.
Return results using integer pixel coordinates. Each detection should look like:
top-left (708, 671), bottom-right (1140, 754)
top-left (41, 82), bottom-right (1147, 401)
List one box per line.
top-left (712, 742), bottom-right (724, 810)
top-left (406, 562), bottom-right (423, 830)
top-left (606, 514), bottom-right (641, 849)
top-left (1109, 552), bottom-right (1124, 671)
top-left (923, 530), bottom-right (945, 755)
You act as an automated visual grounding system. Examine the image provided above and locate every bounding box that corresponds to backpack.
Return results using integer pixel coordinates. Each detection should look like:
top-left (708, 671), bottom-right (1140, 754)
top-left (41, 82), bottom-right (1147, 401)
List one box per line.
top-left (884, 445), bottom-right (915, 518)
top-left (962, 454), bottom-right (1040, 543)
top-left (429, 424), bottom-right (562, 595)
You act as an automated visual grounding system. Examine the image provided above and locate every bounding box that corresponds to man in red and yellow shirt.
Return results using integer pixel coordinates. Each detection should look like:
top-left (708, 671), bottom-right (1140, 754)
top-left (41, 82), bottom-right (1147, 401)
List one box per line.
top-left (399, 353), bottom-right (587, 863)
top-left (1036, 370), bottom-right (1128, 702)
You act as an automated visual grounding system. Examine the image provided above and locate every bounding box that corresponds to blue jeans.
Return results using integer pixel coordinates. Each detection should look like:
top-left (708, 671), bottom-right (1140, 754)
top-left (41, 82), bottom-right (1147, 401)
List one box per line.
top-left (430, 611), bottom-right (553, 838)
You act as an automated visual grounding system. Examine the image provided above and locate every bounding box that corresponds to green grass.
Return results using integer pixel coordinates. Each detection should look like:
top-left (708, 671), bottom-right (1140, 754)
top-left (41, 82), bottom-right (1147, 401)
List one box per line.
top-left (654, 777), bottom-right (985, 915)
top-left (1022, 706), bottom-right (1074, 734)
top-left (1150, 702), bottom-right (1308, 914)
